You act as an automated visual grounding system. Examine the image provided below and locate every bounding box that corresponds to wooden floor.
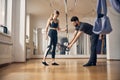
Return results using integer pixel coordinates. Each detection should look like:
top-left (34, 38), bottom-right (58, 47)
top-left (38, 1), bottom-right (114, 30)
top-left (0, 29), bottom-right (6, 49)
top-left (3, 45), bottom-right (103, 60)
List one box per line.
top-left (0, 59), bottom-right (120, 80)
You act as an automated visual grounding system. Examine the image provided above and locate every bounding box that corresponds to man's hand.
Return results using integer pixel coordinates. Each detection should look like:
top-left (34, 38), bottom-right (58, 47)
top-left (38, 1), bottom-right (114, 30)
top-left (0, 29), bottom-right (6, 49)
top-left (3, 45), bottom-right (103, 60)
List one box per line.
top-left (67, 44), bottom-right (72, 49)
top-left (67, 31), bottom-right (82, 49)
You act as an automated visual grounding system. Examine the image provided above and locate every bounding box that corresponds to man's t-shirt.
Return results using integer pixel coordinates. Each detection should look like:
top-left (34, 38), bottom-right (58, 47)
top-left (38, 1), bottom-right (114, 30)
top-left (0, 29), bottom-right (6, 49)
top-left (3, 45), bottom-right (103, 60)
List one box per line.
top-left (75, 22), bottom-right (93, 35)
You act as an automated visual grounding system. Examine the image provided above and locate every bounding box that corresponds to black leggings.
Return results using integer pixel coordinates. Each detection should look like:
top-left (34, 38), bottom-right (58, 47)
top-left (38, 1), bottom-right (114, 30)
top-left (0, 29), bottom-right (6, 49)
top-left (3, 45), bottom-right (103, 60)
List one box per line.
top-left (44, 30), bottom-right (58, 58)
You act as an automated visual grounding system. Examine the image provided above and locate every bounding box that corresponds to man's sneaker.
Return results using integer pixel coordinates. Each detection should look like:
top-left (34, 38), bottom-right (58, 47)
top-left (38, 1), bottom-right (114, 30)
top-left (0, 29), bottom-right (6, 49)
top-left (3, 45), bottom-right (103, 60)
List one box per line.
top-left (42, 62), bottom-right (49, 66)
top-left (52, 62), bottom-right (59, 66)
top-left (83, 62), bottom-right (96, 67)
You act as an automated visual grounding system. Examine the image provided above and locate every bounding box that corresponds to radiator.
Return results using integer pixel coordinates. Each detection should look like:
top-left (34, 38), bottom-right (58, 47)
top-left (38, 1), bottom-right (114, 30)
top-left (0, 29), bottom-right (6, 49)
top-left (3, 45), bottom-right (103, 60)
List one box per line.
top-left (0, 32), bottom-right (13, 64)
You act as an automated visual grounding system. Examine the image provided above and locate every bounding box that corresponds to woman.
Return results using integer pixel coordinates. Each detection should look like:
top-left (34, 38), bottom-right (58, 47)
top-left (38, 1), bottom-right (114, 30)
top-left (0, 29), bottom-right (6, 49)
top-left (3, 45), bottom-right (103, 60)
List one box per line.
top-left (42, 10), bottom-right (66, 66)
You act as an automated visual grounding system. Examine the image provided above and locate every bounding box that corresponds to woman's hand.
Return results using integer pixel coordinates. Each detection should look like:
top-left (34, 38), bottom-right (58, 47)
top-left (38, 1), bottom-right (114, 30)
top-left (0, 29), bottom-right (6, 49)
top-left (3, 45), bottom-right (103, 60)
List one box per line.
top-left (46, 35), bottom-right (48, 40)
top-left (58, 27), bottom-right (67, 32)
top-left (64, 27), bottom-right (67, 32)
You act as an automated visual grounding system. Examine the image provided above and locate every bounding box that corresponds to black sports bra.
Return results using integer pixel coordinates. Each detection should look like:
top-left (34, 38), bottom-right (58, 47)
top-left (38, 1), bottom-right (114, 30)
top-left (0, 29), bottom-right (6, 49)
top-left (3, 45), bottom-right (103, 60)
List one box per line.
top-left (50, 20), bottom-right (58, 28)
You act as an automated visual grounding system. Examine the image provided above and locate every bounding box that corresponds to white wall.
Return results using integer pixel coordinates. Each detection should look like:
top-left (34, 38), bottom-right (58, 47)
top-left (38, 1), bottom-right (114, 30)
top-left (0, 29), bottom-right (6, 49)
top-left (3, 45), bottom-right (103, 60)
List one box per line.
top-left (11, 0), bottom-right (26, 62)
top-left (107, 7), bottom-right (120, 60)
top-left (26, 14), bottom-right (34, 58)
top-left (0, 0), bottom-right (6, 25)
top-left (26, 14), bottom-right (30, 41)
top-left (37, 28), bottom-right (43, 54)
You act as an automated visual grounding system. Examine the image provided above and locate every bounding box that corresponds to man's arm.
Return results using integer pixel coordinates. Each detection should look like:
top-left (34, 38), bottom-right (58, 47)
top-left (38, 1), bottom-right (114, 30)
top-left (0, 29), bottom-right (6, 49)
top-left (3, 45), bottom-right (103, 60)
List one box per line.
top-left (68, 31), bottom-right (83, 48)
top-left (69, 30), bottom-right (78, 44)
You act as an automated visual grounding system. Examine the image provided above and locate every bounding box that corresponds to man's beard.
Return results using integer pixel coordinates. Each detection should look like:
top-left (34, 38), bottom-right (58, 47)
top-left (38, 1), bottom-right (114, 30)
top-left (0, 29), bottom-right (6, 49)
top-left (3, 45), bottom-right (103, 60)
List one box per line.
top-left (75, 23), bottom-right (78, 27)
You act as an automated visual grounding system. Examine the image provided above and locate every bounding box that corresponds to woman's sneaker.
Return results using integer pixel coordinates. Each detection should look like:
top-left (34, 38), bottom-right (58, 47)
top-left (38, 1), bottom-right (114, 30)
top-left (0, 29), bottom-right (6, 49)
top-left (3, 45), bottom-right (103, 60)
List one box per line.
top-left (42, 62), bottom-right (49, 66)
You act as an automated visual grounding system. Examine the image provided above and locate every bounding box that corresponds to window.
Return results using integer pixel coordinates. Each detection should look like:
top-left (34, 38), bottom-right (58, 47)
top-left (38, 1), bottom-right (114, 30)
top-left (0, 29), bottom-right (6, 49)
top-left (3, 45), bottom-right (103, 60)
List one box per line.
top-left (0, 0), bottom-right (7, 33)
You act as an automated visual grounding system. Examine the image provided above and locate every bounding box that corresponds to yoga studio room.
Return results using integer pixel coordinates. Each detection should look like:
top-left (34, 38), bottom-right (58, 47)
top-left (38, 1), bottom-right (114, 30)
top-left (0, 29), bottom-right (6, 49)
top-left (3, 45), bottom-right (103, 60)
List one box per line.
top-left (0, 0), bottom-right (120, 80)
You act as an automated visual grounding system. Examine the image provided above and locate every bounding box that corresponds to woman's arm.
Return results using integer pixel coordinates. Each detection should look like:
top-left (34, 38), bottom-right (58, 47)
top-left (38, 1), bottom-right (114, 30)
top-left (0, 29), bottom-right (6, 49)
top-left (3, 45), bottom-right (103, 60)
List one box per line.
top-left (45, 18), bottom-right (51, 39)
top-left (58, 27), bottom-right (67, 32)
top-left (57, 20), bottom-right (67, 32)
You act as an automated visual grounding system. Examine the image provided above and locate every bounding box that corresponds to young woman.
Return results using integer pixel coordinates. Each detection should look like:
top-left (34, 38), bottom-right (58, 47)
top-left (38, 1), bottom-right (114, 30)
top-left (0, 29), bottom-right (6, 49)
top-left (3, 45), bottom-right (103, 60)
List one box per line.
top-left (42, 10), bottom-right (66, 66)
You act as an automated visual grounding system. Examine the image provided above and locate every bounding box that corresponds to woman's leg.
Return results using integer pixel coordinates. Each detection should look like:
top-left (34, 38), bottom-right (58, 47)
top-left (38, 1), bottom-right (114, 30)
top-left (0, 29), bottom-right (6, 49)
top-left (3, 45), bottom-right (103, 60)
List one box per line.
top-left (51, 35), bottom-right (59, 65)
top-left (42, 36), bottom-right (52, 62)
top-left (51, 44), bottom-right (57, 62)
top-left (51, 44), bottom-right (59, 65)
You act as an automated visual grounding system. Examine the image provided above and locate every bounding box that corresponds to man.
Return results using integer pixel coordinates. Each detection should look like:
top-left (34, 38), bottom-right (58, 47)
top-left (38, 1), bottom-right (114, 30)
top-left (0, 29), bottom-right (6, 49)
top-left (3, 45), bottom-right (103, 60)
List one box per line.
top-left (67, 16), bottom-right (99, 67)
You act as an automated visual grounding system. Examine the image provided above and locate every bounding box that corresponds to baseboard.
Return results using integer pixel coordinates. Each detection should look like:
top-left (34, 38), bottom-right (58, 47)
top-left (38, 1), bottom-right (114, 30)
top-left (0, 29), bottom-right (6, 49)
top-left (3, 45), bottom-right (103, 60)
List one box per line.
top-left (0, 63), bottom-right (11, 68)
top-left (31, 55), bottom-right (106, 59)
top-left (107, 59), bottom-right (120, 61)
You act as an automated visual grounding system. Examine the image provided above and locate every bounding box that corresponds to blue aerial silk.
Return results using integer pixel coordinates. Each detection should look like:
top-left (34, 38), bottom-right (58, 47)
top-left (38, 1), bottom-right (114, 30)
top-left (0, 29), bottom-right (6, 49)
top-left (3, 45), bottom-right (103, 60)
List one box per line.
top-left (109, 0), bottom-right (120, 13)
top-left (93, 0), bottom-right (112, 34)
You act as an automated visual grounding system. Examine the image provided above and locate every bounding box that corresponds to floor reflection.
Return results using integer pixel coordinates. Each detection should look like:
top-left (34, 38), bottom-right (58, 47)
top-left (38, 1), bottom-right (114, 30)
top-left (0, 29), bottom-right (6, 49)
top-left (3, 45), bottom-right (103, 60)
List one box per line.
top-left (0, 59), bottom-right (120, 80)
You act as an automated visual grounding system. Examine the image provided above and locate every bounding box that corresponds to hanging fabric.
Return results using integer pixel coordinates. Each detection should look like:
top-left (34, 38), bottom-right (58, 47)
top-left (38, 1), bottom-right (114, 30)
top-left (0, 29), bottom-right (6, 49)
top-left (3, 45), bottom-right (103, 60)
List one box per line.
top-left (93, 0), bottom-right (112, 34)
top-left (64, 0), bottom-right (70, 54)
top-left (49, 0), bottom-right (56, 11)
top-left (109, 0), bottom-right (120, 13)
top-left (64, 0), bottom-right (69, 38)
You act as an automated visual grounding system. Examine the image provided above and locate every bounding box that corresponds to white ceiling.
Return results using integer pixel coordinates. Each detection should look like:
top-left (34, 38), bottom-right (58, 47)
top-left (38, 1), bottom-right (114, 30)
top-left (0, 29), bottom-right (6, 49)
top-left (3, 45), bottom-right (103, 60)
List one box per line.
top-left (27, 0), bottom-right (99, 17)
top-left (26, 0), bottom-right (110, 32)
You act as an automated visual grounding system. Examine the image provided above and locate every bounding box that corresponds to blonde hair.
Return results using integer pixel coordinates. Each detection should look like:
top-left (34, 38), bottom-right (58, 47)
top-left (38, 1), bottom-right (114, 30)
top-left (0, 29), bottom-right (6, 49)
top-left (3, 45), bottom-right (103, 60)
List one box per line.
top-left (49, 10), bottom-right (60, 20)
top-left (50, 13), bottom-right (54, 20)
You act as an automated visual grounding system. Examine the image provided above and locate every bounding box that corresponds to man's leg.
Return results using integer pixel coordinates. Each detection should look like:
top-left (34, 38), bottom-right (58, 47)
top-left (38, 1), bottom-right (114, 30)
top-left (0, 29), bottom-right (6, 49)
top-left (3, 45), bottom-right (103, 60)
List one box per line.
top-left (83, 34), bottom-right (99, 66)
top-left (89, 34), bottom-right (99, 63)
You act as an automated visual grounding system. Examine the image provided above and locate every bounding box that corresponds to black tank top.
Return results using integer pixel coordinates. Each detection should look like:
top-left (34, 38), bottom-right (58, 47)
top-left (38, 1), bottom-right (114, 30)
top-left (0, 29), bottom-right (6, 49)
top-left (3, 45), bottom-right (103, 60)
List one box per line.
top-left (50, 21), bottom-right (58, 28)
